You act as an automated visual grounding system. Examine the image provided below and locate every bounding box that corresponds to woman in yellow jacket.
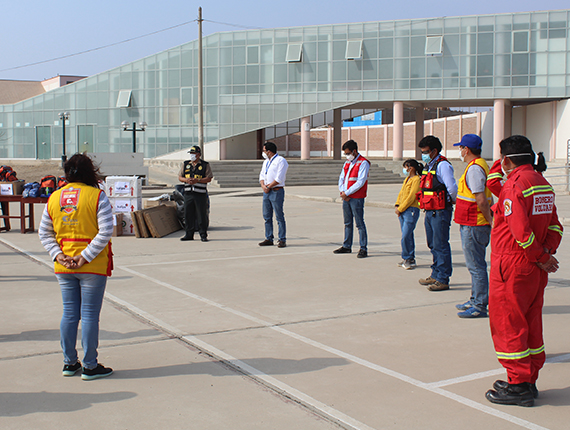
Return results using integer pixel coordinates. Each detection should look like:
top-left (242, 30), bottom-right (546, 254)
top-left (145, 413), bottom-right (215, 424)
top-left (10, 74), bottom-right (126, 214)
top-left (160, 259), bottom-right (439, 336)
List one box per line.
top-left (39, 153), bottom-right (114, 380)
top-left (395, 159), bottom-right (422, 269)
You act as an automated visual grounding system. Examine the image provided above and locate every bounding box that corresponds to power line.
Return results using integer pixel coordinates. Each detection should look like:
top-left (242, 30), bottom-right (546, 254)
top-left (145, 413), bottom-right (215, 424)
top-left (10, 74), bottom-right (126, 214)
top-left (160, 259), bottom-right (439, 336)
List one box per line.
top-left (0, 20), bottom-right (196, 73)
top-left (203, 19), bottom-right (263, 30)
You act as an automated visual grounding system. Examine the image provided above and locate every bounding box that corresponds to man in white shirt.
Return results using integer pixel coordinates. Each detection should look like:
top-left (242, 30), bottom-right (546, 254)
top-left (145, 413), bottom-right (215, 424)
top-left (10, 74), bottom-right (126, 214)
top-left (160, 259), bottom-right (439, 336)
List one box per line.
top-left (259, 142), bottom-right (289, 248)
top-left (334, 140), bottom-right (370, 258)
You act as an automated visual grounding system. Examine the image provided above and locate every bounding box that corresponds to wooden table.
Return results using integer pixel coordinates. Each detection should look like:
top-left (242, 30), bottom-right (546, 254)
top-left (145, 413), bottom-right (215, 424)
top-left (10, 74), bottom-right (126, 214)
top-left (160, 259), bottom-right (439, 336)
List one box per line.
top-left (0, 195), bottom-right (49, 234)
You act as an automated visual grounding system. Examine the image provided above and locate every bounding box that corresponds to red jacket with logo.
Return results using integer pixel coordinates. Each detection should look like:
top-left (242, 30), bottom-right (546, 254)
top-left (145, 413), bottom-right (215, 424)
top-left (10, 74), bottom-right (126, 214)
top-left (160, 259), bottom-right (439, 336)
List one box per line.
top-left (491, 164), bottom-right (563, 264)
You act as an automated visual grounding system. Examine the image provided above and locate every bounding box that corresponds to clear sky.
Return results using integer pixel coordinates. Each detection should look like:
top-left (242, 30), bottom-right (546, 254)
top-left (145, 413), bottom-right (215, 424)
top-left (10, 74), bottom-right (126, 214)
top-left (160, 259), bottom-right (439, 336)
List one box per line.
top-left (1, 0), bottom-right (568, 81)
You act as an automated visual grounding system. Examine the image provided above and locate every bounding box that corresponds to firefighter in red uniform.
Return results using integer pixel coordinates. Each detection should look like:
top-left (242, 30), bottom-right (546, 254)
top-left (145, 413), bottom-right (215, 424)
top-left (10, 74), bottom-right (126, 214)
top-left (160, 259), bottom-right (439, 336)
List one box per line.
top-left (485, 135), bottom-right (563, 407)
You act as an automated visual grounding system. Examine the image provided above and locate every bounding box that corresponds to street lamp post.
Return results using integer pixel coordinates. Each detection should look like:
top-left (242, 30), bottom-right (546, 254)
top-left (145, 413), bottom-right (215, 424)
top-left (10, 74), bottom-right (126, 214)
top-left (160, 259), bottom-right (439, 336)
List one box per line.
top-left (121, 121), bottom-right (147, 153)
top-left (58, 112), bottom-right (70, 168)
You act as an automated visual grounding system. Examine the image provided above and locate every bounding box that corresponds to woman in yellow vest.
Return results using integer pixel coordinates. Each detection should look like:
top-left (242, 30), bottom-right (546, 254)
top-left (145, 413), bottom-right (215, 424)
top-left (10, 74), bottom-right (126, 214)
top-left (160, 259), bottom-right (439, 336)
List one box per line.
top-left (39, 153), bottom-right (114, 380)
top-left (394, 159), bottom-right (422, 270)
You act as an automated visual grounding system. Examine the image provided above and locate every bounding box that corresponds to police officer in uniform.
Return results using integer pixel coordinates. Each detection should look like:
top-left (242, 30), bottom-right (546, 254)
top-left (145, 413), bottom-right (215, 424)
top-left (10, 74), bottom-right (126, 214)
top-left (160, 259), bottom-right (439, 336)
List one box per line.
top-left (178, 146), bottom-right (213, 242)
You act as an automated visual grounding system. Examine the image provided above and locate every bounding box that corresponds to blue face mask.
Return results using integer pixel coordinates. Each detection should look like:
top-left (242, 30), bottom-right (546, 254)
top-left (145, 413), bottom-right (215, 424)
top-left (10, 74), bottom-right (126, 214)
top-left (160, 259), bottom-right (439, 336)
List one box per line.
top-left (403, 167), bottom-right (408, 175)
top-left (421, 153), bottom-right (432, 164)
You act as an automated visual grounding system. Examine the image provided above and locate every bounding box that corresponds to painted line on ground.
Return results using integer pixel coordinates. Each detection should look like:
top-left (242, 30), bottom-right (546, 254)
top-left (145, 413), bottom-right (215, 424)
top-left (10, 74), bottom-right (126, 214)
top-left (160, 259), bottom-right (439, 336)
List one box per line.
top-left (2, 237), bottom-right (553, 430)
top-left (0, 238), bottom-right (374, 430)
top-left (121, 248), bottom-right (331, 268)
top-left (106, 292), bottom-right (375, 430)
top-left (118, 265), bottom-right (551, 430)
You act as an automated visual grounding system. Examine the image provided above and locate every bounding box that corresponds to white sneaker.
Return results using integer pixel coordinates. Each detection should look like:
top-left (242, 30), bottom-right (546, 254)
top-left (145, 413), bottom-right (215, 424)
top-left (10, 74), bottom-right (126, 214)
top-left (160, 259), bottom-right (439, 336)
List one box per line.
top-left (402, 259), bottom-right (416, 270)
top-left (397, 259), bottom-right (406, 267)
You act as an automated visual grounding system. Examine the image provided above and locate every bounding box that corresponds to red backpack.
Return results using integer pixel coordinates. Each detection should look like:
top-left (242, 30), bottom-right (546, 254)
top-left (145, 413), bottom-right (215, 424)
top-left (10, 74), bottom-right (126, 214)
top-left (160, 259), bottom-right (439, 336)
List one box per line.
top-left (0, 165), bottom-right (17, 181)
top-left (40, 175), bottom-right (57, 196)
top-left (57, 176), bottom-right (68, 189)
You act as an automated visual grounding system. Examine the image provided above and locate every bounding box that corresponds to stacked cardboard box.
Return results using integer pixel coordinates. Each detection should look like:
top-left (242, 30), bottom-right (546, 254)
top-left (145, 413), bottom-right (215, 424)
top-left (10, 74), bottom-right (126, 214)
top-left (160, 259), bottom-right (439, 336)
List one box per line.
top-left (131, 205), bottom-right (182, 238)
top-left (105, 176), bottom-right (142, 236)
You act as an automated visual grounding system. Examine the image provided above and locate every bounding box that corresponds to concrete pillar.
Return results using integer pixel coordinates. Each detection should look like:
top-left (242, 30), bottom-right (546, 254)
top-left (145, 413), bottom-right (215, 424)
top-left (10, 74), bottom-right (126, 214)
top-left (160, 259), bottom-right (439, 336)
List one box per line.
top-left (285, 135), bottom-right (290, 157)
top-left (365, 126), bottom-right (369, 157)
top-left (443, 117), bottom-right (448, 157)
top-left (219, 139), bottom-right (227, 160)
top-left (333, 108), bottom-right (342, 160)
top-left (476, 112), bottom-right (482, 136)
top-left (301, 116), bottom-right (310, 160)
top-left (415, 106), bottom-right (424, 160)
top-left (493, 99), bottom-right (506, 160)
top-left (257, 129), bottom-right (264, 159)
top-left (383, 126), bottom-right (388, 157)
top-left (326, 126), bottom-right (332, 157)
top-left (393, 101), bottom-right (404, 160)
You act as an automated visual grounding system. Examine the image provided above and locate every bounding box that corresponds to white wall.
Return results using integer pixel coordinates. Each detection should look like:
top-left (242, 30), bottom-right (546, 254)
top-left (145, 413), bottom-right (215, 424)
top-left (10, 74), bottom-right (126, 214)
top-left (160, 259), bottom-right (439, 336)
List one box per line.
top-left (480, 111), bottom-right (494, 159)
top-left (523, 102), bottom-right (553, 159)
top-left (223, 131), bottom-right (258, 160)
top-left (555, 99), bottom-right (570, 162)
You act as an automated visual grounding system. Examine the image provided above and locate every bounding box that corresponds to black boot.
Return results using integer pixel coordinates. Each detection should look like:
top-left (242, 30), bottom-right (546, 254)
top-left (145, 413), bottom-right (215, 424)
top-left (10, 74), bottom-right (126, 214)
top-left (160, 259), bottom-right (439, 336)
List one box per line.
top-left (485, 382), bottom-right (534, 407)
top-left (493, 380), bottom-right (539, 399)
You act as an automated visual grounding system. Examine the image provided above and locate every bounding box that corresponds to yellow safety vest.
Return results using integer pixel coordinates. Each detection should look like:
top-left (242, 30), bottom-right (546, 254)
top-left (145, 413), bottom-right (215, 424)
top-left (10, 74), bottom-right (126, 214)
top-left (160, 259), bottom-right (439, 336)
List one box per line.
top-left (48, 183), bottom-right (112, 276)
top-left (454, 158), bottom-right (493, 226)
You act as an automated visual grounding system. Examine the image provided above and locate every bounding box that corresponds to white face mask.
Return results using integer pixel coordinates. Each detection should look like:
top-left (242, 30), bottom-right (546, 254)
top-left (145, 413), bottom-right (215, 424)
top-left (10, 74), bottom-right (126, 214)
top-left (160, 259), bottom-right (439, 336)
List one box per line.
top-left (262, 152), bottom-right (268, 160)
top-left (459, 148), bottom-right (465, 162)
top-left (500, 158), bottom-right (513, 177)
top-left (189, 154), bottom-right (197, 161)
top-left (345, 153), bottom-right (355, 162)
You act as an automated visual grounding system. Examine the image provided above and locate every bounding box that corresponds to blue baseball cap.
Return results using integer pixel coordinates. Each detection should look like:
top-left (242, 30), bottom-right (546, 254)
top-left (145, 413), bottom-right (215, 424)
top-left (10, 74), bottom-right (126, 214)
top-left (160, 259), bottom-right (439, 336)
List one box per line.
top-left (453, 134), bottom-right (482, 149)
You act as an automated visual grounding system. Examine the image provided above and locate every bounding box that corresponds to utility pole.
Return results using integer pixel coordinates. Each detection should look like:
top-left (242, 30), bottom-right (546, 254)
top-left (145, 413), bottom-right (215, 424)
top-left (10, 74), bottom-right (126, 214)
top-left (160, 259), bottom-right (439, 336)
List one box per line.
top-left (198, 7), bottom-right (204, 152)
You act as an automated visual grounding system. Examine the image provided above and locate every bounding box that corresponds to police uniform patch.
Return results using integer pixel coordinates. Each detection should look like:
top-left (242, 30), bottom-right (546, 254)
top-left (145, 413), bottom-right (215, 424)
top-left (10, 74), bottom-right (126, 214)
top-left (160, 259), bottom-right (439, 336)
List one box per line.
top-left (504, 198), bottom-right (512, 216)
top-left (198, 166), bottom-right (203, 171)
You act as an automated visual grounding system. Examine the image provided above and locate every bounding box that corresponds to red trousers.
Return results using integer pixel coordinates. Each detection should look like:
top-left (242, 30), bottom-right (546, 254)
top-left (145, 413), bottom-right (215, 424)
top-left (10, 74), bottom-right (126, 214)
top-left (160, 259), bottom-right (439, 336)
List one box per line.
top-left (489, 253), bottom-right (547, 384)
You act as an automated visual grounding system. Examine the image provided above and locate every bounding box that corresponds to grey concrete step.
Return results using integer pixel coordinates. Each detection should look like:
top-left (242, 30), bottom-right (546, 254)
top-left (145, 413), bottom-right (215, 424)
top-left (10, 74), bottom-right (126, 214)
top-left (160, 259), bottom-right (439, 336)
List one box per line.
top-left (149, 158), bottom-right (406, 188)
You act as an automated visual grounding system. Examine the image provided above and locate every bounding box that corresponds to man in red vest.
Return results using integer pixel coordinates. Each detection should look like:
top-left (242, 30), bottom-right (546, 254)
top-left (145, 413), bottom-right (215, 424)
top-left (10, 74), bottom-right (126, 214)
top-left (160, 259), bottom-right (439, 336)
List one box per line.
top-left (334, 140), bottom-right (370, 258)
top-left (452, 134), bottom-right (493, 318)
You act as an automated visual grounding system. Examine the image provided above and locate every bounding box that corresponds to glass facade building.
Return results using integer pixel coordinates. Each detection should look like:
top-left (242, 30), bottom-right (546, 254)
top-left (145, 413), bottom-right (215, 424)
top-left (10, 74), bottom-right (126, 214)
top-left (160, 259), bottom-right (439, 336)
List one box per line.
top-left (1, 10), bottom-right (569, 159)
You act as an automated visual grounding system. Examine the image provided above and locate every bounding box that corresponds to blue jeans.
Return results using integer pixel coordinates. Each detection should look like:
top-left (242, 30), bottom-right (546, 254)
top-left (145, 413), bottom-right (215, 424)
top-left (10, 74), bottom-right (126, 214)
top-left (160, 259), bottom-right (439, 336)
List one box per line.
top-left (342, 198), bottom-right (367, 251)
top-left (460, 224), bottom-right (491, 311)
top-left (57, 273), bottom-right (107, 370)
top-left (263, 188), bottom-right (286, 242)
top-left (399, 207), bottom-right (420, 260)
top-left (424, 208), bottom-right (452, 284)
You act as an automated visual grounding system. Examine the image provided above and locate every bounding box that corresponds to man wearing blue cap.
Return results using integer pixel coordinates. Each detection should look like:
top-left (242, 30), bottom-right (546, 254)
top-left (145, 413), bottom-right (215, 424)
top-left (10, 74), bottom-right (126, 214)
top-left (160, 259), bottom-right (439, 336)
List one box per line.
top-left (453, 134), bottom-right (493, 318)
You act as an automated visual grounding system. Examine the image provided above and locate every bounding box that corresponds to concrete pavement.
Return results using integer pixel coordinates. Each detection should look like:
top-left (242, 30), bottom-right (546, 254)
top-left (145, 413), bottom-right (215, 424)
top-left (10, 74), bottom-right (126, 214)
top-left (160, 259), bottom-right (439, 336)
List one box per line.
top-left (1, 184), bottom-right (569, 429)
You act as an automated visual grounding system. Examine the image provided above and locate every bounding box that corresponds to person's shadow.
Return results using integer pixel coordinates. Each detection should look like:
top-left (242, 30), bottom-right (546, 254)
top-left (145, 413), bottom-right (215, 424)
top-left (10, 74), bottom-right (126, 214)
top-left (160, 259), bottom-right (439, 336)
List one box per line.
top-left (112, 357), bottom-right (348, 380)
top-left (0, 391), bottom-right (136, 417)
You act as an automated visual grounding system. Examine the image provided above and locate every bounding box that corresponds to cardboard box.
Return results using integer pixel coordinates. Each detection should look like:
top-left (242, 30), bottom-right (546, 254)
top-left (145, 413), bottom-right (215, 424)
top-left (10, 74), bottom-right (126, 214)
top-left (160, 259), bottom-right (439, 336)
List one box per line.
top-left (109, 197), bottom-right (142, 213)
top-left (142, 205), bottom-right (182, 238)
top-left (105, 176), bottom-right (142, 198)
top-left (0, 180), bottom-right (25, 195)
top-left (112, 213), bottom-right (123, 237)
top-left (132, 210), bottom-right (151, 238)
top-left (143, 200), bottom-right (177, 209)
top-left (121, 212), bottom-right (136, 236)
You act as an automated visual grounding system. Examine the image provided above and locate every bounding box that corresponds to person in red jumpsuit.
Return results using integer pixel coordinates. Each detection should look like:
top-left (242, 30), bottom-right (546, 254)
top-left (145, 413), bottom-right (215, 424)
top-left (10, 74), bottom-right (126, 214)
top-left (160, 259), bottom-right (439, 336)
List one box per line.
top-left (485, 135), bottom-right (563, 407)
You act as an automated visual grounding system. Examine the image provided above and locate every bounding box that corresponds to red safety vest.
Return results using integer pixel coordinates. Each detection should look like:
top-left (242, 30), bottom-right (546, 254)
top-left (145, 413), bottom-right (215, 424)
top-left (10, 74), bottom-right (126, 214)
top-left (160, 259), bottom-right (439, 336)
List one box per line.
top-left (342, 155), bottom-right (369, 199)
top-left (418, 155), bottom-right (450, 210)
